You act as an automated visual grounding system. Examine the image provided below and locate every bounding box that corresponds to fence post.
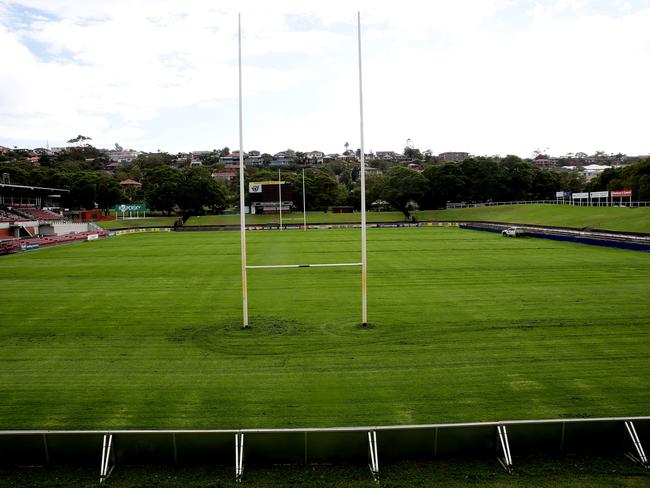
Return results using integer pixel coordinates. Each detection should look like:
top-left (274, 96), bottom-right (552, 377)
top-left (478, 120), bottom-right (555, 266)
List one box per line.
top-left (496, 425), bottom-right (513, 473)
top-left (624, 421), bottom-right (648, 468)
top-left (368, 430), bottom-right (379, 481)
top-left (99, 434), bottom-right (115, 484)
top-left (235, 432), bottom-right (245, 482)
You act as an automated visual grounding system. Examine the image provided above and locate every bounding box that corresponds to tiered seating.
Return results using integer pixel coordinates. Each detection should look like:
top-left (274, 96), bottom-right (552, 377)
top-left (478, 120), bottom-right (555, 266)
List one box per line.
top-left (17, 207), bottom-right (63, 221)
top-left (0, 239), bottom-right (20, 254)
top-left (0, 208), bottom-right (28, 223)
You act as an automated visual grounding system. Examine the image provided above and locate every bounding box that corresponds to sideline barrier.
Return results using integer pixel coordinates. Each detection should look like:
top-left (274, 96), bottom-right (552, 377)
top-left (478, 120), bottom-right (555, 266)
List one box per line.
top-left (113, 227), bottom-right (173, 236)
top-left (460, 223), bottom-right (650, 252)
top-left (1, 417), bottom-right (648, 483)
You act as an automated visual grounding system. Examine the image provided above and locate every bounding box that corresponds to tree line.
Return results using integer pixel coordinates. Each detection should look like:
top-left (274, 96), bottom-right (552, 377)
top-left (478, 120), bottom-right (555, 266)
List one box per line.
top-left (2, 146), bottom-right (649, 215)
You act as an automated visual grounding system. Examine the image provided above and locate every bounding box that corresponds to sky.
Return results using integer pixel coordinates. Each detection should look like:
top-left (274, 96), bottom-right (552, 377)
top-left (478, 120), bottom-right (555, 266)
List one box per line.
top-left (1, 0), bottom-right (649, 157)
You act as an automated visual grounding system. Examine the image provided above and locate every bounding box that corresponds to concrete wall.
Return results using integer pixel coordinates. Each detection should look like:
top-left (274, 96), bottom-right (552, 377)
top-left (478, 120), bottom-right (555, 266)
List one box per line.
top-left (51, 222), bottom-right (91, 235)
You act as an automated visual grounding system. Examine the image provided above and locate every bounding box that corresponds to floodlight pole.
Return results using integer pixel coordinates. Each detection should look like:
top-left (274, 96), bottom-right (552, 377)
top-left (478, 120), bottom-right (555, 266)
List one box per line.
top-left (278, 169), bottom-right (283, 231)
top-left (302, 168), bottom-right (307, 230)
top-left (238, 14), bottom-right (249, 328)
top-left (357, 11), bottom-right (368, 326)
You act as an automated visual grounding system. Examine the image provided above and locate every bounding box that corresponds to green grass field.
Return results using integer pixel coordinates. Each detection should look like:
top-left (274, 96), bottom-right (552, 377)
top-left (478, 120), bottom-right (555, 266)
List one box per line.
top-left (179, 205), bottom-right (650, 233)
top-left (1, 227), bottom-right (649, 430)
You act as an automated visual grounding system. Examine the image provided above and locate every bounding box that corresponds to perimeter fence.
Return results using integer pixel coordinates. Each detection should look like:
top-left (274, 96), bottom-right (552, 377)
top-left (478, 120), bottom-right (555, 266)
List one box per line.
top-left (1, 417), bottom-right (648, 483)
top-left (447, 200), bottom-right (650, 208)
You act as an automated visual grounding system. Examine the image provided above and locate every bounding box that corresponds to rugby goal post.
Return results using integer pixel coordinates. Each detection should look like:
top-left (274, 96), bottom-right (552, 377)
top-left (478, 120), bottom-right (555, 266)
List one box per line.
top-left (237, 12), bottom-right (368, 327)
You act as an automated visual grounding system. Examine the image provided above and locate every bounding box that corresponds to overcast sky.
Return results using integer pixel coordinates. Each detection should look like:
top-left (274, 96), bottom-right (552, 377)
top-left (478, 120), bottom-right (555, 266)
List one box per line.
top-left (1, 0), bottom-right (649, 157)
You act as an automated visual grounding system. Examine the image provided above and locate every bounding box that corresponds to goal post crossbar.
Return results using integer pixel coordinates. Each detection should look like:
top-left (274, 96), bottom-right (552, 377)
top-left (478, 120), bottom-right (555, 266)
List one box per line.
top-left (246, 263), bottom-right (362, 269)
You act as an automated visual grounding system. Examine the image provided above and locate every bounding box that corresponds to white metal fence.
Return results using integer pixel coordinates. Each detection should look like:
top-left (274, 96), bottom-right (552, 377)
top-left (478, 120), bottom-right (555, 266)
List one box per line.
top-left (1, 416), bottom-right (648, 484)
top-left (447, 200), bottom-right (650, 209)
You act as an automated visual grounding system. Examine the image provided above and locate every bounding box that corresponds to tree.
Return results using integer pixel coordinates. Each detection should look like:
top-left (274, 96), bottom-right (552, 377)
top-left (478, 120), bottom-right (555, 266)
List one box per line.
top-left (143, 166), bottom-right (183, 214)
top-left (133, 152), bottom-right (176, 169)
top-left (423, 163), bottom-right (467, 208)
top-left (67, 135), bottom-right (92, 145)
top-left (383, 166), bottom-right (428, 217)
top-left (95, 175), bottom-right (123, 212)
top-left (403, 146), bottom-right (423, 160)
top-left (177, 168), bottom-right (228, 215)
top-left (299, 170), bottom-right (343, 210)
top-left (63, 171), bottom-right (123, 211)
top-left (559, 170), bottom-right (586, 193)
top-left (348, 174), bottom-right (387, 209)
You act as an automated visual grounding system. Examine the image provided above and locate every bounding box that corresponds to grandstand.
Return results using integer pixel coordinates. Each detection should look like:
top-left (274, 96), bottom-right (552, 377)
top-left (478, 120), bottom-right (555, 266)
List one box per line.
top-left (0, 229), bottom-right (109, 254)
top-left (12, 206), bottom-right (63, 221)
top-left (0, 183), bottom-right (108, 252)
top-left (0, 208), bottom-right (28, 223)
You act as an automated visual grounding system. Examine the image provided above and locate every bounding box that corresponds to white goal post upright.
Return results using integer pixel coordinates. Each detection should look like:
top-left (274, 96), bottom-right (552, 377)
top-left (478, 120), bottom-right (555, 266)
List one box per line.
top-left (278, 169), bottom-right (283, 231)
top-left (302, 168), bottom-right (307, 231)
top-left (358, 11), bottom-right (368, 326)
top-left (238, 14), bottom-right (249, 328)
top-left (237, 13), bottom-right (368, 327)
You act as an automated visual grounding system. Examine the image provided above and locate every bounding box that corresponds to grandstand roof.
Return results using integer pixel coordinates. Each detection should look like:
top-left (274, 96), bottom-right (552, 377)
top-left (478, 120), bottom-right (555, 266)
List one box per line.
top-left (0, 183), bottom-right (69, 193)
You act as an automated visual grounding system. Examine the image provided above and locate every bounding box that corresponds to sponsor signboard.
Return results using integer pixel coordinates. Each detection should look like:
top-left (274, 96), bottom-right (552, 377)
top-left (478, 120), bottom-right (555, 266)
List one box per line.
top-left (86, 233), bottom-right (99, 241)
top-left (590, 191), bottom-right (609, 198)
top-left (555, 191), bottom-right (565, 198)
top-left (249, 181), bottom-right (285, 193)
top-left (572, 192), bottom-right (589, 199)
top-left (20, 243), bottom-right (39, 250)
top-left (611, 189), bottom-right (632, 197)
top-left (114, 203), bottom-right (148, 212)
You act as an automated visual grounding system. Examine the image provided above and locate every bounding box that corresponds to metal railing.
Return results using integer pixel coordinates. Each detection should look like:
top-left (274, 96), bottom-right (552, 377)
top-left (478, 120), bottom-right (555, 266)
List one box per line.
top-left (447, 200), bottom-right (650, 209)
top-left (1, 416), bottom-right (648, 483)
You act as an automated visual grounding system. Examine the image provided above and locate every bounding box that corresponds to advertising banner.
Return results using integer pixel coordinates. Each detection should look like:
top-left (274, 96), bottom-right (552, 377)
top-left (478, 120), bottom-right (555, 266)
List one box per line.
top-left (555, 191), bottom-right (565, 198)
top-left (611, 190), bottom-right (632, 197)
top-left (115, 203), bottom-right (148, 212)
top-left (248, 183), bottom-right (262, 193)
top-left (590, 191), bottom-right (609, 198)
top-left (572, 192), bottom-right (589, 199)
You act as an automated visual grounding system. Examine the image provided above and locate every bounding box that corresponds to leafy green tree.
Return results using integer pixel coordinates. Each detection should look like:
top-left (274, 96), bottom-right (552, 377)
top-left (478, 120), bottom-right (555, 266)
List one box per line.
top-left (404, 146), bottom-right (423, 160)
top-left (133, 152), bottom-right (176, 169)
top-left (64, 172), bottom-right (122, 211)
top-left (299, 170), bottom-right (343, 210)
top-left (348, 174), bottom-right (387, 209)
top-left (177, 168), bottom-right (228, 215)
top-left (559, 170), bottom-right (586, 193)
top-left (423, 164), bottom-right (467, 208)
top-left (66, 135), bottom-right (92, 145)
top-left (384, 166), bottom-right (428, 216)
top-left (143, 166), bottom-right (183, 214)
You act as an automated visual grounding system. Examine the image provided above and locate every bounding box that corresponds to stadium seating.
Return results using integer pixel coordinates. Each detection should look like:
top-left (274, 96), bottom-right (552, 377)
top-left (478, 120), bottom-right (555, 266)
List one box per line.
top-left (1, 230), bottom-right (110, 254)
top-left (14, 206), bottom-right (63, 221)
top-left (0, 208), bottom-right (28, 222)
top-left (22, 230), bottom-right (110, 247)
top-left (0, 239), bottom-right (20, 254)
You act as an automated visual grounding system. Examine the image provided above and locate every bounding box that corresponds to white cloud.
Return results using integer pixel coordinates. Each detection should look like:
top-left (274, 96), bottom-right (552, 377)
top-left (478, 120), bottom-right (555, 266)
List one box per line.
top-left (0, 0), bottom-right (649, 155)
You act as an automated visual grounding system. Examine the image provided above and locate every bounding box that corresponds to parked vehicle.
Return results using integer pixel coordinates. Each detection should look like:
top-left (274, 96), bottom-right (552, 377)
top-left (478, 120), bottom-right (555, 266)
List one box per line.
top-left (502, 227), bottom-right (525, 237)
